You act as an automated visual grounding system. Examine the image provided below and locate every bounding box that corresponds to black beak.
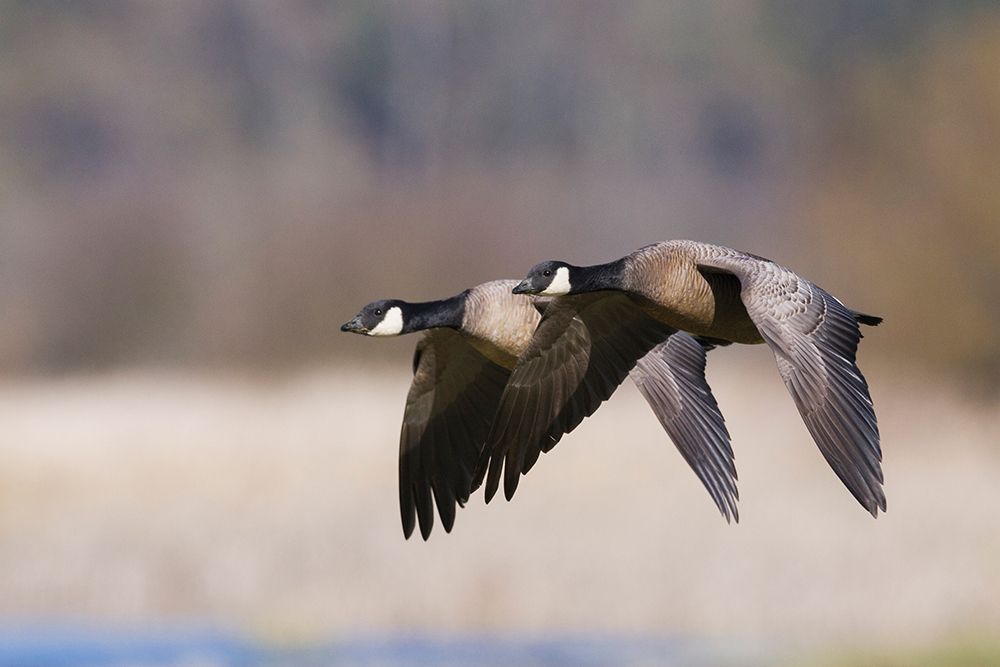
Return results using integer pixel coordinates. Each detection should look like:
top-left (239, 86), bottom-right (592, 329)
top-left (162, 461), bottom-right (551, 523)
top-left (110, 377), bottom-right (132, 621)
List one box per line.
top-left (341, 316), bottom-right (365, 334)
top-left (512, 280), bottom-right (533, 295)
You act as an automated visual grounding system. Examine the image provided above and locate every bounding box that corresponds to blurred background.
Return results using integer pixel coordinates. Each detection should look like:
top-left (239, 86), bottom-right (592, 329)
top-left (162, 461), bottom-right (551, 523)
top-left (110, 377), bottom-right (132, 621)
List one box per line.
top-left (1, 2), bottom-right (998, 665)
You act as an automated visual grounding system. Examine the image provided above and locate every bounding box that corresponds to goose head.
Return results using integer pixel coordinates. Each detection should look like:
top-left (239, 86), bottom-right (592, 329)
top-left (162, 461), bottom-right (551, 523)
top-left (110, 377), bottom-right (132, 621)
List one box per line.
top-left (512, 261), bottom-right (574, 296)
top-left (341, 299), bottom-right (406, 336)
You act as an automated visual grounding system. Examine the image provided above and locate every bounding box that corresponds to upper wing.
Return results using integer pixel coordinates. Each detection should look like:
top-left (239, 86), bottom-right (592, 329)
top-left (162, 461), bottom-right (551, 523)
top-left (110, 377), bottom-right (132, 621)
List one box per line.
top-left (630, 333), bottom-right (738, 522)
top-left (472, 292), bottom-right (675, 503)
top-left (400, 329), bottom-right (511, 540)
top-left (697, 254), bottom-right (885, 516)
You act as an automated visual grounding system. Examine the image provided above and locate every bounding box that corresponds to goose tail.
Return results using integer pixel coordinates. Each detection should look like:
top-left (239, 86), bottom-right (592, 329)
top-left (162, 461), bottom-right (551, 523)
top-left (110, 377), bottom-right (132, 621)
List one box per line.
top-left (854, 311), bottom-right (883, 327)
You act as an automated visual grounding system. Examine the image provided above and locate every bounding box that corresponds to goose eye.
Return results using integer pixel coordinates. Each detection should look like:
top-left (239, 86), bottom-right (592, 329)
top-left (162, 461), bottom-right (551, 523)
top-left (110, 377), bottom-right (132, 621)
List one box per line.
top-left (375, 308), bottom-right (383, 316)
top-left (542, 269), bottom-right (552, 277)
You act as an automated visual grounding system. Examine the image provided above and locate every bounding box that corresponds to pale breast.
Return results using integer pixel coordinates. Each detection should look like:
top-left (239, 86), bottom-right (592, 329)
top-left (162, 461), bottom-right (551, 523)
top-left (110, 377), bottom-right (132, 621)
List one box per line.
top-left (624, 241), bottom-right (763, 344)
top-left (461, 280), bottom-right (541, 367)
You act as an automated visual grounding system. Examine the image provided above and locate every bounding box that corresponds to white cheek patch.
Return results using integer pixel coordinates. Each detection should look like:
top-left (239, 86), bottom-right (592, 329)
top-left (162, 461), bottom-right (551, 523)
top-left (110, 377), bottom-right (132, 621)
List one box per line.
top-left (368, 306), bottom-right (404, 336)
top-left (540, 266), bottom-right (571, 295)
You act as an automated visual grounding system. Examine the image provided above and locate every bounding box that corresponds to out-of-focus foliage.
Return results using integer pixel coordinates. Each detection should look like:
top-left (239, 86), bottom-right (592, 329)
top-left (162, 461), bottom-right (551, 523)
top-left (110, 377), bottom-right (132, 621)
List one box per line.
top-left (0, 2), bottom-right (996, 387)
top-left (801, 19), bottom-right (1000, 390)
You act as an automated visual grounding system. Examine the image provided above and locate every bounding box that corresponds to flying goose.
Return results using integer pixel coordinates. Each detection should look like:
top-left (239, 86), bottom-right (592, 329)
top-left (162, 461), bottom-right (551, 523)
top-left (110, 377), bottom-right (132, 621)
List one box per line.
top-left (342, 279), bottom-right (738, 539)
top-left (474, 241), bottom-right (885, 517)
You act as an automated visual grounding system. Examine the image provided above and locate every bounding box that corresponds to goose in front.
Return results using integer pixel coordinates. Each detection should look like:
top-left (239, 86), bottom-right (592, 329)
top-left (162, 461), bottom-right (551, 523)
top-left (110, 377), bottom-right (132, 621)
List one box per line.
top-left (473, 240), bottom-right (885, 517)
top-left (342, 279), bottom-right (738, 539)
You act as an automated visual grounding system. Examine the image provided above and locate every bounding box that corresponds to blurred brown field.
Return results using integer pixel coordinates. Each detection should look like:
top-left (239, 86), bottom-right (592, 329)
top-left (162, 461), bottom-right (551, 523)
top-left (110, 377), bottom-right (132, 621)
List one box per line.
top-left (1, 356), bottom-right (997, 657)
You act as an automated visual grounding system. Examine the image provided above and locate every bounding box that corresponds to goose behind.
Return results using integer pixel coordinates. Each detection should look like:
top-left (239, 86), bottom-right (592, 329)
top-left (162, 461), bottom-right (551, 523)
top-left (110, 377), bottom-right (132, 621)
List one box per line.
top-left (478, 240), bottom-right (885, 518)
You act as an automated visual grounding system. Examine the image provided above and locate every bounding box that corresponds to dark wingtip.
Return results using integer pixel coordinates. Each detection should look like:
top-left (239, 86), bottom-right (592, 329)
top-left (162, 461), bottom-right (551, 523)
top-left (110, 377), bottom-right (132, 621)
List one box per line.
top-left (864, 492), bottom-right (887, 518)
top-left (481, 472), bottom-right (498, 504)
top-left (503, 473), bottom-right (519, 502)
top-left (440, 501), bottom-right (457, 535)
top-left (480, 452), bottom-right (505, 504)
top-left (729, 504), bottom-right (739, 524)
top-left (854, 312), bottom-right (883, 327)
top-left (470, 471), bottom-right (488, 503)
top-left (401, 503), bottom-right (416, 540)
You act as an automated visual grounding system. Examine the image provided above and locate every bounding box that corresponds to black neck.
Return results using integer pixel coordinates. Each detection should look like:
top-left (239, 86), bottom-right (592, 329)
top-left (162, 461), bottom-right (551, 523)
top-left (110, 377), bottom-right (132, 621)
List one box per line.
top-left (404, 293), bottom-right (467, 332)
top-left (576, 258), bottom-right (626, 293)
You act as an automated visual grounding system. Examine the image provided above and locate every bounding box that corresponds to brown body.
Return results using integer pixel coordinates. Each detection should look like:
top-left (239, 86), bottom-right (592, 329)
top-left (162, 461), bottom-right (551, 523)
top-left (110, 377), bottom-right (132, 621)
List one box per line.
top-left (460, 280), bottom-right (540, 368)
top-left (622, 241), bottom-right (763, 344)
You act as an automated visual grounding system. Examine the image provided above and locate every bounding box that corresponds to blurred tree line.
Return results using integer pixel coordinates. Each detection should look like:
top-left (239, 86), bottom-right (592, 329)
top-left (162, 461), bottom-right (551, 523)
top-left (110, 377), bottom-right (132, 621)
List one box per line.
top-left (0, 1), bottom-right (996, 390)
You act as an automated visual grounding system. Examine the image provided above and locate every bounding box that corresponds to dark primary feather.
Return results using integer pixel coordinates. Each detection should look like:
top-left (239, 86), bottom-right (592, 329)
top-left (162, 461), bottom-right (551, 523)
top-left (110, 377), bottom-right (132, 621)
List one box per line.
top-left (696, 254), bottom-right (885, 516)
top-left (400, 329), bottom-right (511, 539)
top-left (630, 333), bottom-right (739, 522)
top-left (472, 292), bottom-right (675, 503)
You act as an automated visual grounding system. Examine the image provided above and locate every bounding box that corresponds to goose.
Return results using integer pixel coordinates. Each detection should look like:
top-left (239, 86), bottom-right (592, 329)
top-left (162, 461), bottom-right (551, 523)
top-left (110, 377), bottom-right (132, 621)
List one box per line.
top-left (342, 279), bottom-right (738, 540)
top-left (474, 240), bottom-right (885, 518)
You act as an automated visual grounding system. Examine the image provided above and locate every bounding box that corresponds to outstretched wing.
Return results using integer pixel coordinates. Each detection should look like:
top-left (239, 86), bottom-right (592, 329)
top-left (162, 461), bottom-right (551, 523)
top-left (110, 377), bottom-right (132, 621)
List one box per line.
top-left (697, 253), bottom-right (885, 516)
top-left (400, 330), bottom-right (511, 539)
top-left (473, 292), bottom-right (675, 503)
top-left (630, 333), bottom-right (738, 522)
